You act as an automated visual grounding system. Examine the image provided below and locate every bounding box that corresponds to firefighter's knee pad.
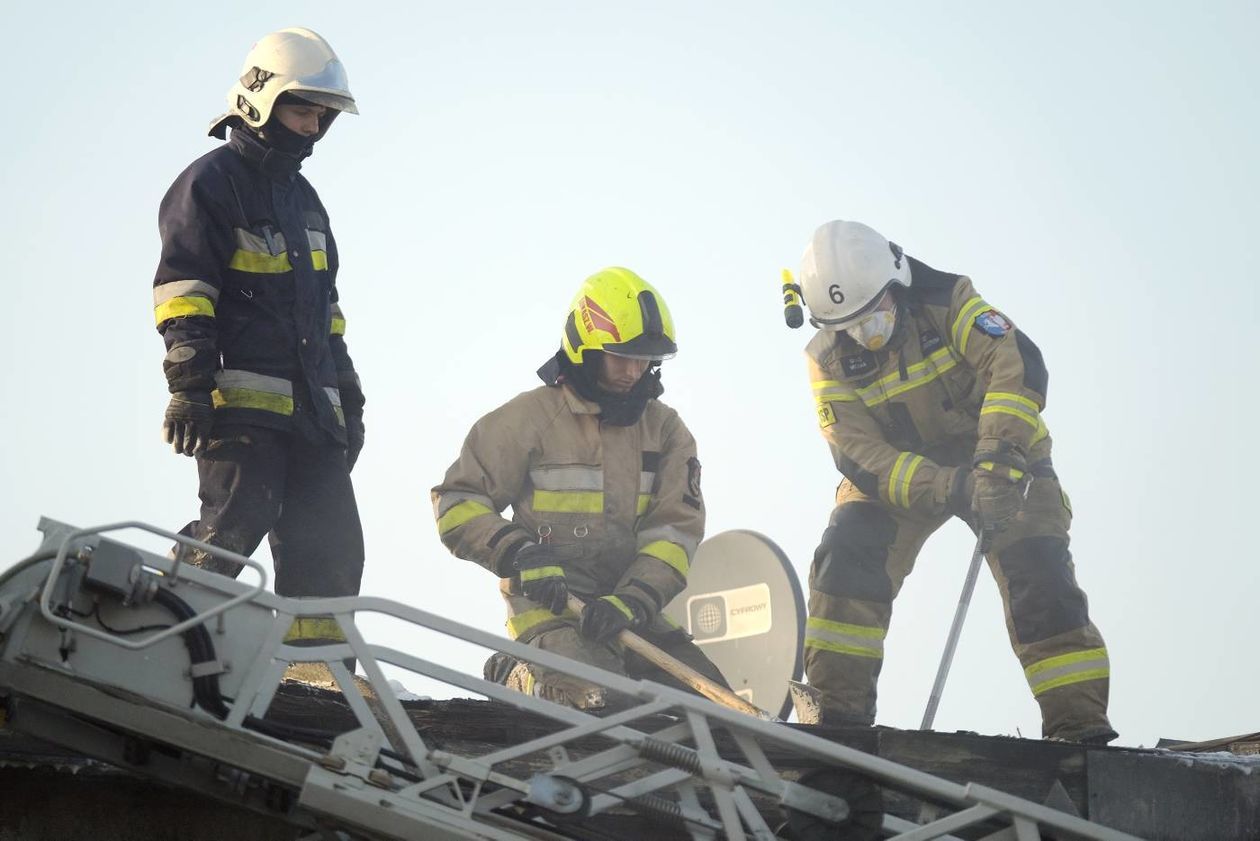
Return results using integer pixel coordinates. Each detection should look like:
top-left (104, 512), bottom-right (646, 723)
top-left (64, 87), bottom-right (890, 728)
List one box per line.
top-left (998, 536), bottom-right (1090, 644)
top-left (810, 502), bottom-right (897, 602)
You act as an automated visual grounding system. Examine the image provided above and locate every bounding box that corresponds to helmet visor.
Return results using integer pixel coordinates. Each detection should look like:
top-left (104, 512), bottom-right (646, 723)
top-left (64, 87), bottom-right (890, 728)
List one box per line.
top-left (603, 334), bottom-right (677, 362)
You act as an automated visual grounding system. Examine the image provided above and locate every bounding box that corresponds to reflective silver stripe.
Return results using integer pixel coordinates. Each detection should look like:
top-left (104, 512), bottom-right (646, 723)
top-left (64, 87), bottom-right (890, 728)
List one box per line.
top-left (436, 491), bottom-right (495, 518)
top-left (323, 387), bottom-right (342, 407)
top-left (331, 302), bottom-right (345, 319)
top-left (854, 347), bottom-right (958, 408)
top-left (804, 618), bottom-right (885, 658)
top-left (1026, 648), bottom-right (1110, 696)
top-left (235, 227), bottom-right (287, 254)
top-left (307, 229), bottom-right (328, 252)
top-left (638, 472), bottom-right (655, 494)
top-left (214, 369), bottom-right (292, 396)
top-left (811, 379), bottom-right (859, 403)
top-left (153, 279), bottom-right (220, 306)
top-left (529, 466), bottom-right (604, 491)
top-left (637, 526), bottom-right (699, 557)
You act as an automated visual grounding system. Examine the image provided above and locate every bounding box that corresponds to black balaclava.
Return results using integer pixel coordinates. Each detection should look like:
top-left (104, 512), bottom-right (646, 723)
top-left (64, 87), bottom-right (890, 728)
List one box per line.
top-left (536, 350), bottom-right (663, 426)
top-left (252, 92), bottom-right (324, 160)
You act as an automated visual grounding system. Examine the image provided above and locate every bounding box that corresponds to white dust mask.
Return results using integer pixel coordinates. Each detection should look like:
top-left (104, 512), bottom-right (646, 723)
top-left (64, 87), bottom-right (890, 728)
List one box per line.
top-left (846, 309), bottom-right (896, 350)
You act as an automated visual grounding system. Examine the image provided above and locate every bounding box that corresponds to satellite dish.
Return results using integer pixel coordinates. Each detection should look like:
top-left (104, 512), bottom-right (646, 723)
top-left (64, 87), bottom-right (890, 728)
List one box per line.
top-left (663, 530), bottom-right (805, 720)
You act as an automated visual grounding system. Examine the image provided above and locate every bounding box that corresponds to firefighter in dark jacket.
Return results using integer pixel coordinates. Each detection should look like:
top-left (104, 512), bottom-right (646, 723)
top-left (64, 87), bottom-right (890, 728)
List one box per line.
top-left (793, 220), bottom-right (1115, 744)
top-left (153, 28), bottom-right (366, 604)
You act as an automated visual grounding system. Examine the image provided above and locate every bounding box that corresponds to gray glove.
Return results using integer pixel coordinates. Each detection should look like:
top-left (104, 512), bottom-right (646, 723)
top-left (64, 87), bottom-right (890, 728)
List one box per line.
top-left (162, 391), bottom-right (214, 457)
top-left (971, 465), bottom-right (1028, 533)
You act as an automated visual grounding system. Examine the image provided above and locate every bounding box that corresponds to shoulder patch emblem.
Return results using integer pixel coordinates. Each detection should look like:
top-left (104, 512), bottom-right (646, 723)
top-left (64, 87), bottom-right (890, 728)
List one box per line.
top-left (975, 309), bottom-right (1013, 337)
top-left (686, 457), bottom-right (702, 499)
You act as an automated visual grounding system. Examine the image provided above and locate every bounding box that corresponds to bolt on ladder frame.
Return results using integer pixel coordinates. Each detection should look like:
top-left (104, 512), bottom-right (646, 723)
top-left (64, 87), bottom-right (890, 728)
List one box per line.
top-left (0, 519), bottom-right (1146, 841)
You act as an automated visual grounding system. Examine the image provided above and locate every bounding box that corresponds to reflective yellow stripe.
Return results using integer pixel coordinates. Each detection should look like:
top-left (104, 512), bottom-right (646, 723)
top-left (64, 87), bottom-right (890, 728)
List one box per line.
top-left (981, 392), bottom-right (1042, 431)
top-left (807, 616), bottom-right (885, 638)
top-left (520, 565), bottom-right (564, 582)
top-left (506, 607), bottom-right (578, 640)
top-left (804, 637), bottom-right (884, 658)
top-left (229, 249), bottom-right (293, 273)
top-left (804, 617), bottom-right (885, 659)
top-left (1032, 416), bottom-right (1049, 445)
top-left (211, 388), bottom-right (294, 415)
top-left (636, 494), bottom-right (651, 516)
top-left (899, 454), bottom-right (924, 508)
top-left (856, 348), bottom-right (959, 408)
top-left (311, 250), bottom-right (329, 271)
top-left (284, 616), bottom-right (346, 643)
top-left (154, 296), bottom-right (215, 324)
top-left (951, 296), bottom-right (989, 355)
top-left (603, 596), bottom-right (636, 621)
top-left (981, 404), bottom-right (1041, 429)
top-left (1025, 647), bottom-right (1110, 696)
top-left (987, 392), bottom-right (1040, 412)
top-left (331, 316), bottom-right (346, 336)
top-left (641, 540), bottom-right (689, 577)
top-left (812, 379), bottom-right (860, 403)
top-left (977, 461), bottom-right (1025, 482)
top-left (1033, 668), bottom-right (1111, 695)
top-left (887, 452), bottom-right (917, 507)
top-left (437, 500), bottom-right (493, 535)
top-left (533, 490), bottom-right (604, 513)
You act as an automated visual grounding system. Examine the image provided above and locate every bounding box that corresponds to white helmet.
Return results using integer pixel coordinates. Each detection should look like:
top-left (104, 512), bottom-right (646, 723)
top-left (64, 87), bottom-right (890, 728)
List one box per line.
top-left (798, 220), bottom-right (911, 329)
top-left (210, 28), bottom-right (357, 138)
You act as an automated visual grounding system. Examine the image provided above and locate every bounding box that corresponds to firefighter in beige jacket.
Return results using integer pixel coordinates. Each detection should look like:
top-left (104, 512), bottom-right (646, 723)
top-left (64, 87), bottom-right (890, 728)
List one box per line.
top-left (432, 268), bottom-right (727, 709)
top-left (794, 221), bottom-right (1115, 744)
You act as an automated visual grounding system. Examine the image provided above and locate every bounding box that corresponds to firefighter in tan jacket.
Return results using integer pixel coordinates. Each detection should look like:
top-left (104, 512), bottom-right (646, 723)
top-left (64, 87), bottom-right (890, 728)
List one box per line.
top-left (794, 221), bottom-right (1115, 744)
top-left (432, 268), bottom-right (727, 710)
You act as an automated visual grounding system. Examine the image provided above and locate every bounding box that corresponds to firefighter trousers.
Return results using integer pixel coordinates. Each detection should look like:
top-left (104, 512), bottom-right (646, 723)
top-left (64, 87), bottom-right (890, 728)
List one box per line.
top-left (174, 424), bottom-right (365, 598)
top-left (804, 474), bottom-right (1113, 742)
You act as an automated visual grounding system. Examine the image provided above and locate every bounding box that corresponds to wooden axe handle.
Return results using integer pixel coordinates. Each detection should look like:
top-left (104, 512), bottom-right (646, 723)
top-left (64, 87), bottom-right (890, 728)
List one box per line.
top-left (568, 594), bottom-right (777, 721)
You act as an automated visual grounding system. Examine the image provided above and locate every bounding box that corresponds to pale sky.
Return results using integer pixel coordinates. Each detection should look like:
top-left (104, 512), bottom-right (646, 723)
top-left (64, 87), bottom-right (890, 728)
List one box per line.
top-left (2, 2), bottom-right (1257, 748)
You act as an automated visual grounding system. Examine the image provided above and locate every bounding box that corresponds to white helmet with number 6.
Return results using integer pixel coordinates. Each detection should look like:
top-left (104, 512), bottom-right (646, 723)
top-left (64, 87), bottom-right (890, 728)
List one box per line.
top-left (798, 220), bottom-right (911, 330)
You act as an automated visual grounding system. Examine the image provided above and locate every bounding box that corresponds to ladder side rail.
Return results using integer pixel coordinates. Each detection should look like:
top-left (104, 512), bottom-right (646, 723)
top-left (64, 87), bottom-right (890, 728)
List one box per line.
top-left (891, 804), bottom-right (1004, 841)
top-left (21, 522), bottom-right (1149, 841)
top-left (225, 610), bottom-right (301, 726)
top-left (964, 785), bottom-right (1143, 841)
top-left (38, 522), bottom-right (268, 651)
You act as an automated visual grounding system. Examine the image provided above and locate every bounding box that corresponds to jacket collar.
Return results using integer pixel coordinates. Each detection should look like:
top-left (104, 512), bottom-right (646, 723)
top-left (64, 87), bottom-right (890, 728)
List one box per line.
top-left (560, 383), bottom-right (602, 415)
top-left (228, 128), bottom-right (303, 182)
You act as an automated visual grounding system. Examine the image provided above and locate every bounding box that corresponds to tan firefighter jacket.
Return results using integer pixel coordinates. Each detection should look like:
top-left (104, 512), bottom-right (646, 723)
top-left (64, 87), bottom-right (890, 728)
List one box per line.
top-left (807, 256), bottom-right (1052, 516)
top-left (432, 383), bottom-right (704, 643)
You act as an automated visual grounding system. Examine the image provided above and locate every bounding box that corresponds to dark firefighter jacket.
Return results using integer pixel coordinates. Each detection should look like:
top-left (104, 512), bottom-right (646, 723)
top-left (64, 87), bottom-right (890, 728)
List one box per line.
top-left (806, 257), bottom-right (1051, 515)
top-left (152, 128), bottom-right (362, 446)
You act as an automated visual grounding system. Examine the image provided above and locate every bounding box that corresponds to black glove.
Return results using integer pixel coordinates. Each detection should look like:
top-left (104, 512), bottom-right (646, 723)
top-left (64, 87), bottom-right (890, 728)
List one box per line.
top-left (162, 391), bottom-right (214, 457)
top-left (579, 594), bottom-right (645, 642)
top-left (345, 413), bottom-right (365, 472)
top-left (513, 542), bottom-right (572, 614)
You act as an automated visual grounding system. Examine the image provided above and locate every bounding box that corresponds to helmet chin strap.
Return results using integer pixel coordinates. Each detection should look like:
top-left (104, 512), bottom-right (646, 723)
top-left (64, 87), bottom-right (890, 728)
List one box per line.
top-left (537, 351), bottom-right (663, 426)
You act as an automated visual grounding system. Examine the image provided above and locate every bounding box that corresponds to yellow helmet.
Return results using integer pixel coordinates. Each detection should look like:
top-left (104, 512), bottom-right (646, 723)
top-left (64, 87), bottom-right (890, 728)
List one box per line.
top-left (562, 268), bottom-right (677, 364)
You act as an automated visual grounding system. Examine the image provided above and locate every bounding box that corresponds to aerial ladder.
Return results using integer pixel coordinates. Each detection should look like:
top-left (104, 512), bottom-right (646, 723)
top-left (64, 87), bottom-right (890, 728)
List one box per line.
top-left (0, 518), bottom-right (1145, 841)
